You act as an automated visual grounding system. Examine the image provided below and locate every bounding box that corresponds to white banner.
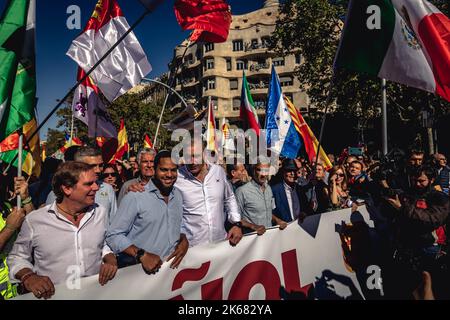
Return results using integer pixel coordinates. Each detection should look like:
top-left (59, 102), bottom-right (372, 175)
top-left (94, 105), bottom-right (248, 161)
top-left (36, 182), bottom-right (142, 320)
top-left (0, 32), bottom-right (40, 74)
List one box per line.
top-left (15, 207), bottom-right (376, 300)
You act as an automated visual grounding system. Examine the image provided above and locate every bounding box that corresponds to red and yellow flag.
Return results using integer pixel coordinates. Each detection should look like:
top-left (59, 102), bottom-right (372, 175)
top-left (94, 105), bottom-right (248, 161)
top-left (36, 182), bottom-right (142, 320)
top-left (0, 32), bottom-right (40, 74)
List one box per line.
top-left (206, 98), bottom-right (217, 152)
top-left (284, 96), bottom-right (332, 170)
top-left (144, 134), bottom-right (153, 149)
top-left (109, 119), bottom-right (129, 164)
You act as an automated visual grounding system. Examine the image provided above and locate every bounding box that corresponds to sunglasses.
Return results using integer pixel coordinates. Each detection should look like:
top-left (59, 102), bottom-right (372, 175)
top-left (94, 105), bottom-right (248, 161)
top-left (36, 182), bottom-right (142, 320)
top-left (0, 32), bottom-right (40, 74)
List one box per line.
top-left (336, 173), bottom-right (345, 177)
top-left (103, 172), bottom-right (116, 177)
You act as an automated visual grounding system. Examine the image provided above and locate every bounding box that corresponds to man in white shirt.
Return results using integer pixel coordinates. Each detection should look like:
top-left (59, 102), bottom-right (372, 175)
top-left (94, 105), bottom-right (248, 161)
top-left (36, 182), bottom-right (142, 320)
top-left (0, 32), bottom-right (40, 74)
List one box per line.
top-left (46, 146), bottom-right (117, 222)
top-left (8, 161), bottom-right (117, 299)
top-left (176, 143), bottom-right (243, 247)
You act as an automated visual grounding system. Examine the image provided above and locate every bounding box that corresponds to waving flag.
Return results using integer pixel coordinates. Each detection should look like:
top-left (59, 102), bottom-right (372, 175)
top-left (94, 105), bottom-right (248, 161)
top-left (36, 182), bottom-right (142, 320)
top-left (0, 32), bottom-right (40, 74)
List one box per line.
top-left (174, 0), bottom-right (232, 43)
top-left (334, 0), bottom-right (450, 102)
top-left (206, 98), bottom-right (217, 152)
top-left (67, 0), bottom-right (152, 102)
top-left (52, 135), bottom-right (83, 160)
top-left (109, 119), bottom-right (129, 164)
top-left (221, 122), bottom-right (235, 151)
top-left (0, 116), bottom-right (41, 176)
top-left (284, 96), bottom-right (332, 170)
top-left (144, 134), bottom-right (153, 149)
top-left (240, 72), bottom-right (260, 136)
top-left (265, 66), bottom-right (301, 159)
top-left (0, 0), bottom-right (36, 142)
top-left (72, 68), bottom-right (117, 138)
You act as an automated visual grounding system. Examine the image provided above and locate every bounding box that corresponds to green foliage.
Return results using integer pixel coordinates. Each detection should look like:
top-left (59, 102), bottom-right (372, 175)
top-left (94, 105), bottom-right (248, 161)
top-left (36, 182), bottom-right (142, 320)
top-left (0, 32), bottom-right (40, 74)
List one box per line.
top-left (107, 90), bottom-right (177, 151)
top-left (270, 0), bottom-right (450, 126)
top-left (45, 128), bottom-right (66, 155)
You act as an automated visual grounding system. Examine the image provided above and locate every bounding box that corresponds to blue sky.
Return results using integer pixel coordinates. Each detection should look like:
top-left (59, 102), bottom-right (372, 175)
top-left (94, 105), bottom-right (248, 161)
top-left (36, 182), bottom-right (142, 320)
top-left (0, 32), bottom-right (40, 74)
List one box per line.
top-left (0, 0), bottom-right (265, 140)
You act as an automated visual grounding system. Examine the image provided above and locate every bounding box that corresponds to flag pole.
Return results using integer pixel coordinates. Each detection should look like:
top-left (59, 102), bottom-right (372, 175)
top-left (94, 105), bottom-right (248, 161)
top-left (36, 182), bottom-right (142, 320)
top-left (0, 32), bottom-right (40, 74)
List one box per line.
top-left (381, 78), bottom-right (388, 155)
top-left (17, 134), bottom-right (23, 208)
top-left (153, 40), bottom-right (192, 148)
top-left (3, 4), bottom-right (161, 173)
top-left (70, 108), bottom-right (74, 144)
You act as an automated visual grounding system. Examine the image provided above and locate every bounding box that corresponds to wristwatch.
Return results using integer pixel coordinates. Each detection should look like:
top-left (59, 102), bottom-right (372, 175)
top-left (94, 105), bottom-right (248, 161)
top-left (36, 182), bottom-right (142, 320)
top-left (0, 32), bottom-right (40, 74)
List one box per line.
top-left (135, 248), bottom-right (145, 264)
top-left (232, 221), bottom-right (243, 229)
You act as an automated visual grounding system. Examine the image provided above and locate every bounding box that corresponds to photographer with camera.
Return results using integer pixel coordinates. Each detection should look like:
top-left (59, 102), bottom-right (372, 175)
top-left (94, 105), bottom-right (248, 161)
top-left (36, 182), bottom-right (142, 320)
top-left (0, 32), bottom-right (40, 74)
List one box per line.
top-left (383, 165), bottom-right (449, 298)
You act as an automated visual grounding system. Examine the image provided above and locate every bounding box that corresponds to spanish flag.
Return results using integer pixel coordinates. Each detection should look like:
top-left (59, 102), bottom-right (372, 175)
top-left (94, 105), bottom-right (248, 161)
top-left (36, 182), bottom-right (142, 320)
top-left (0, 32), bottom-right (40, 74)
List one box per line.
top-left (109, 119), bottom-right (129, 164)
top-left (144, 134), bottom-right (153, 149)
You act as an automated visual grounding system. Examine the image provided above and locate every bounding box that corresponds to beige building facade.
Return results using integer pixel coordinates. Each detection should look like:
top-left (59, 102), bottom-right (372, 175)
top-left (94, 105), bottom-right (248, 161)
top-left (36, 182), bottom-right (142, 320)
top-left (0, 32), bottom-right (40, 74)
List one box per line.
top-left (169, 0), bottom-right (309, 125)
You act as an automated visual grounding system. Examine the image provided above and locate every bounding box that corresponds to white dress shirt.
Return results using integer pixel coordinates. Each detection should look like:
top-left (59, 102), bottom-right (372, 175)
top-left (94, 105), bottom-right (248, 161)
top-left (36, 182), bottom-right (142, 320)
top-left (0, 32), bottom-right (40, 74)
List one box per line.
top-left (283, 182), bottom-right (300, 220)
top-left (175, 164), bottom-right (241, 247)
top-left (7, 202), bottom-right (112, 285)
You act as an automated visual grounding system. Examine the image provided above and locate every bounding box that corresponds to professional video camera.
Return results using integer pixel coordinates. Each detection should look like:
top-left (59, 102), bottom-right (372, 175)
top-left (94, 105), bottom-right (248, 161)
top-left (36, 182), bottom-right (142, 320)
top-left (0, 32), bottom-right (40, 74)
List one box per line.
top-left (370, 148), bottom-right (406, 197)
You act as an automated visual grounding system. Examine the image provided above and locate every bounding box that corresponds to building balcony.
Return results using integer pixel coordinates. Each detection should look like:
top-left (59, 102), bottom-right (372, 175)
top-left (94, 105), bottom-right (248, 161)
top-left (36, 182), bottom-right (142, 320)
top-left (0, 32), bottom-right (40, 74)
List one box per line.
top-left (248, 62), bottom-right (270, 72)
top-left (180, 78), bottom-right (198, 87)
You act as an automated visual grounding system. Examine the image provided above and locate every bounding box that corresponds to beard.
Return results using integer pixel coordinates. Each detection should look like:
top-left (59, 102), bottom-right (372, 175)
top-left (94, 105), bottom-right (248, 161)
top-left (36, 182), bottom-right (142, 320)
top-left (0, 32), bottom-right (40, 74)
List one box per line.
top-left (152, 178), bottom-right (173, 196)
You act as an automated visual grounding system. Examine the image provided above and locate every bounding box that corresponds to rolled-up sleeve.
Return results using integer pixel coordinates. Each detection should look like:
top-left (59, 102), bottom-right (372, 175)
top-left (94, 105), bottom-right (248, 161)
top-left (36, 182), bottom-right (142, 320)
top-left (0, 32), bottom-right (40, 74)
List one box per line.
top-left (106, 193), bottom-right (139, 253)
top-left (7, 218), bottom-right (35, 282)
top-left (224, 179), bottom-right (241, 223)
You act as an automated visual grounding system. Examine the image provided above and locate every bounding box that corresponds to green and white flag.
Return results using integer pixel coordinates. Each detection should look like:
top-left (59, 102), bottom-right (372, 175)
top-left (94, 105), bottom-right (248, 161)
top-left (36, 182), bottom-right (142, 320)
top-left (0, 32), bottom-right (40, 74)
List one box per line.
top-left (334, 0), bottom-right (450, 102)
top-left (0, 0), bottom-right (36, 141)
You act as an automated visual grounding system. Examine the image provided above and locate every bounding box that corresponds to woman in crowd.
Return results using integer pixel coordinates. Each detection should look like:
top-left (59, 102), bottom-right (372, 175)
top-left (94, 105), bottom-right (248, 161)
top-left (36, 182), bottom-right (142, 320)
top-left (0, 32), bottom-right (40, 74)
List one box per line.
top-left (328, 165), bottom-right (351, 209)
top-left (103, 164), bottom-right (122, 197)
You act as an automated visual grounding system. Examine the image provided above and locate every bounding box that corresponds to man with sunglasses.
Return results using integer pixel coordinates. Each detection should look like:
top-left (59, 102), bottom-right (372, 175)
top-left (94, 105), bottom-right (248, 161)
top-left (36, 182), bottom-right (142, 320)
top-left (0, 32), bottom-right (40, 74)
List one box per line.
top-left (46, 147), bottom-right (117, 222)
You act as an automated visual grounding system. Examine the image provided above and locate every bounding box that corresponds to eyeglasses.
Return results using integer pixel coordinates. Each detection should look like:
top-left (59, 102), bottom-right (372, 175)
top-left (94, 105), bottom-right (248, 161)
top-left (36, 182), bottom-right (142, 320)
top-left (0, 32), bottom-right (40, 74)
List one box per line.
top-left (336, 173), bottom-right (345, 177)
top-left (103, 172), bottom-right (115, 177)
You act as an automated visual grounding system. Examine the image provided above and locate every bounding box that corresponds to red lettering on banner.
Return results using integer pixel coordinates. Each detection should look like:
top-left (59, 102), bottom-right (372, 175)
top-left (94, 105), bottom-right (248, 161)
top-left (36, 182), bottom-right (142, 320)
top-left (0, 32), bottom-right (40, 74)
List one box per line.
top-left (228, 261), bottom-right (281, 300)
top-left (170, 250), bottom-right (310, 300)
top-left (201, 278), bottom-right (223, 300)
top-left (170, 261), bottom-right (211, 299)
top-left (281, 249), bottom-right (312, 296)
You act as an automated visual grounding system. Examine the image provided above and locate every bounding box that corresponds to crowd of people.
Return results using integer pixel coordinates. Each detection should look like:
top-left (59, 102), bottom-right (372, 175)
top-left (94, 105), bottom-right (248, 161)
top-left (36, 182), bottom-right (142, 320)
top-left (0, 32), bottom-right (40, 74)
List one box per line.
top-left (0, 142), bottom-right (448, 300)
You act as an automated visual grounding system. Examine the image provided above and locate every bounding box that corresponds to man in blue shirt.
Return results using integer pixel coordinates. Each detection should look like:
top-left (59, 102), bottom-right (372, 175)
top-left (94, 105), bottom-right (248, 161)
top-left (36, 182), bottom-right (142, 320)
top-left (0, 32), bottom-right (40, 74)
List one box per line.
top-left (106, 150), bottom-right (188, 274)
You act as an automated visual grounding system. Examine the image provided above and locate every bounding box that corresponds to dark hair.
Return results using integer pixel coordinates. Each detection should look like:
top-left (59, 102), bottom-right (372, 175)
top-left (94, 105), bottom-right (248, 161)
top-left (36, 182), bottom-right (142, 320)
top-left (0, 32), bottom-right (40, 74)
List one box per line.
top-left (225, 157), bottom-right (246, 179)
top-left (52, 161), bottom-right (93, 203)
top-left (153, 150), bottom-right (173, 170)
top-left (74, 146), bottom-right (102, 161)
top-left (409, 149), bottom-right (424, 157)
top-left (413, 165), bottom-right (437, 180)
top-left (64, 145), bottom-right (81, 162)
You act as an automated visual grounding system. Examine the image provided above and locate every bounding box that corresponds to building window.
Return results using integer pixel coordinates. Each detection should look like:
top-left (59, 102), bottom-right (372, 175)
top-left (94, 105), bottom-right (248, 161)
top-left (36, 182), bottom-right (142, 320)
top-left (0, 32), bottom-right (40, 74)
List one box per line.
top-left (205, 78), bottom-right (216, 90)
top-left (230, 79), bottom-right (238, 90)
top-left (184, 54), bottom-right (193, 65)
top-left (226, 57), bottom-right (232, 71)
top-left (261, 36), bottom-right (271, 48)
top-left (232, 98), bottom-right (241, 111)
top-left (205, 43), bottom-right (214, 52)
top-left (233, 40), bottom-right (244, 51)
top-left (205, 58), bottom-right (214, 70)
top-left (280, 76), bottom-right (293, 87)
top-left (236, 59), bottom-right (247, 70)
top-left (273, 57), bottom-right (285, 67)
top-left (295, 53), bottom-right (302, 64)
